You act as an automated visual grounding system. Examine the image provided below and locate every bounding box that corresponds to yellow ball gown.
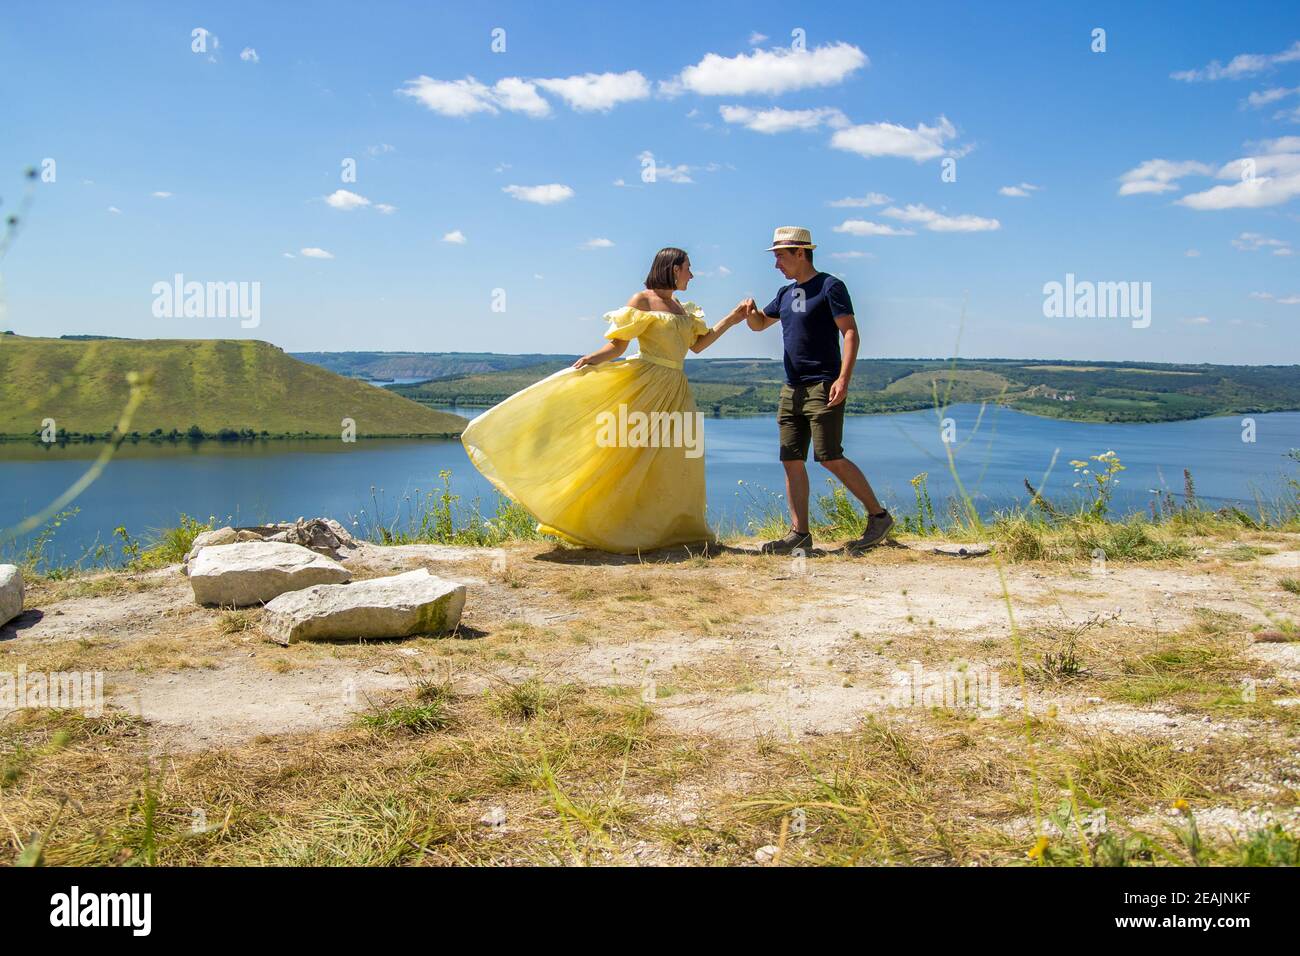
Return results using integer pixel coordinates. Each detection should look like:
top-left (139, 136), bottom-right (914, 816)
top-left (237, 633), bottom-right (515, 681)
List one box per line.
top-left (460, 301), bottom-right (717, 554)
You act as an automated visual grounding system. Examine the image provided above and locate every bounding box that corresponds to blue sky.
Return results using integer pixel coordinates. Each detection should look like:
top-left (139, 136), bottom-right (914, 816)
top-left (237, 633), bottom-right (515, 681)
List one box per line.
top-left (3, 0), bottom-right (1299, 364)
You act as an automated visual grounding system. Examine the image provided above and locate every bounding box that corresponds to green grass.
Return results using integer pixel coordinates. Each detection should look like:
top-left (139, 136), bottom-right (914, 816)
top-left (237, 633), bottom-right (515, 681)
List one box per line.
top-left (0, 336), bottom-right (467, 439)
top-left (358, 701), bottom-right (452, 734)
top-left (490, 678), bottom-right (572, 722)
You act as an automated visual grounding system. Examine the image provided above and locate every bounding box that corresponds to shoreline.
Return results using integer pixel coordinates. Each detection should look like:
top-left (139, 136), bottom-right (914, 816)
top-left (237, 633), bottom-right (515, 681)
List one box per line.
top-left (401, 396), bottom-right (1300, 426)
top-left (0, 432), bottom-right (465, 445)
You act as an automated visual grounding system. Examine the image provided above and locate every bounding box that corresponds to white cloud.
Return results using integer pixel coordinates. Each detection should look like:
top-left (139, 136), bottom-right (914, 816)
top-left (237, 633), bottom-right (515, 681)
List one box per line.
top-left (717, 265), bottom-right (732, 275)
top-left (374, 203), bottom-right (396, 214)
top-left (1117, 159), bottom-right (1213, 196)
top-left (665, 42), bottom-right (867, 96)
top-left (830, 117), bottom-right (958, 161)
top-left (442, 230), bottom-right (467, 244)
top-left (1178, 176), bottom-right (1300, 209)
top-left (301, 247), bottom-right (334, 259)
top-left (503, 183), bottom-right (574, 204)
top-left (1182, 316), bottom-right (1211, 325)
top-left (398, 75), bottom-right (549, 117)
top-left (151, 191), bottom-right (173, 199)
top-left (1231, 232), bottom-right (1292, 252)
top-left (535, 71), bottom-right (649, 111)
top-left (998, 182), bottom-right (1041, 198)
top-left (582, 237), bottom-right (614, 249)
top-left (491, 77), bottom-right (552, 117)
top-left (107, 206), bottom-right (121, 214)
top-left (829, 250), bottom-right (875, 259)
top-left (367, 143), bottom-right (396, 156)
top-left (324, 189), bottom-right (371, 210)
top-left (719, 104), bottom-right (849, 133)
top-left (833, 219), bottom-right (915, 237)
top-left (1185, 249), bottom-right (1201, 257)
top-left (1179, 141), bottom-right (1300, 210)
top-left (638, 151), bottom-right (694, 183)
top-left (398, 75), bottom-right (499, 116)
top-left (748, 31), bottom-right (768, 46)
top-left (1245, 135), bottom-right (1300, 154)
top-left (240, 47), bottom-right (259, 63)
top-left (282, 252), bottom-right (295, 258)
top-left (1245, 86), bottom-right (1300, 108)
top-left (828, 193), bottom-right (891, 208)
top-left (1250, 291), bottom-right (1274, 299)
top-left (882, 203), bottom-right (1000, 232)
top-left (1172, 40), bottom-right (1300, 82)
top-left (399, 71), bottom-right (649, 117)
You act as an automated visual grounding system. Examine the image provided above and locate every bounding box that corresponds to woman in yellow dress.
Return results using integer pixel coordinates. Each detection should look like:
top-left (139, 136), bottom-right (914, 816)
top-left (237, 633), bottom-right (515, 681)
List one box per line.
top-left (460, 247), bottom-right (753, 554)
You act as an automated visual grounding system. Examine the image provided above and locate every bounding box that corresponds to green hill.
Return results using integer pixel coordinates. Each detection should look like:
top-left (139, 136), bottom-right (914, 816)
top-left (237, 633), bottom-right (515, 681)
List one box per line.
top-left (290, 350), bottom-right (576, 382)
top-left (0, 337), bottom-right (467, 440)
top-left (377, 354), bottom-right (1300, 423)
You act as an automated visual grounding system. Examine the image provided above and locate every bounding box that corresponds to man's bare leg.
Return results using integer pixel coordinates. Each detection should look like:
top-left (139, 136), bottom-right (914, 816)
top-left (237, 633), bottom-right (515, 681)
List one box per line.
top-left (783, 459), bottom-right (811, 533)
top-left (820, 456), bottom-right (885, 515)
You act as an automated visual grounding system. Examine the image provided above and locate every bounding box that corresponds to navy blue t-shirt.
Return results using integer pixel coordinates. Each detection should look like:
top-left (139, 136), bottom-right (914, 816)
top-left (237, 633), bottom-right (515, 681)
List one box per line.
top-left (763, 273), bottom-right (855, 386)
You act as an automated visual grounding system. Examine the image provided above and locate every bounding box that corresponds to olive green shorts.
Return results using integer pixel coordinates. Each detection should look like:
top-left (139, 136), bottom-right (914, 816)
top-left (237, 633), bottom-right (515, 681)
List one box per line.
top-left (778, 381), bottom-right (845, 462)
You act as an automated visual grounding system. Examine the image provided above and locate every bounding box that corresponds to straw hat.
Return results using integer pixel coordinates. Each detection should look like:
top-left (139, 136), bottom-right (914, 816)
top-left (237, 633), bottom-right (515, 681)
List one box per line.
top-left (765, 226), bottom-right (816, 252)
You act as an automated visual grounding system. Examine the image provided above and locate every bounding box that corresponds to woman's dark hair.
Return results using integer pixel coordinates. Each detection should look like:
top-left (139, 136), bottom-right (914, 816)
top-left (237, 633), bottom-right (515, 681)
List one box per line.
top-left (644, 247), bottom-right (688, 290)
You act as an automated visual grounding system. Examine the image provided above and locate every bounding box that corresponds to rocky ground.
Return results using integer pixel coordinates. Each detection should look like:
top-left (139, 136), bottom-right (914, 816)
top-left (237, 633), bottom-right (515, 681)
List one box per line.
top-left (2, 531), bottom-right (1298, 865)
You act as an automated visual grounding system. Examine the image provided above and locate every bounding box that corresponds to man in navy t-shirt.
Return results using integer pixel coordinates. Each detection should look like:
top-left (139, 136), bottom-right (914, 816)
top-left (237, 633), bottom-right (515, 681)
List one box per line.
top-left (745, 226), bottom-right (893, 555)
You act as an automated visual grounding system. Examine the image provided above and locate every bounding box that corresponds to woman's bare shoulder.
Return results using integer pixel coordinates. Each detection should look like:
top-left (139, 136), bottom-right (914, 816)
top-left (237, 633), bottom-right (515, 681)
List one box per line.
top-left (625, 290), bottom-right (654, 309)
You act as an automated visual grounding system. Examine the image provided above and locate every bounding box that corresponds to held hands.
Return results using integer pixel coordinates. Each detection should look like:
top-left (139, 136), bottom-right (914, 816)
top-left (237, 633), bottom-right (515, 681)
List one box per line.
top-left (728, 298), bottom-right (761, 325)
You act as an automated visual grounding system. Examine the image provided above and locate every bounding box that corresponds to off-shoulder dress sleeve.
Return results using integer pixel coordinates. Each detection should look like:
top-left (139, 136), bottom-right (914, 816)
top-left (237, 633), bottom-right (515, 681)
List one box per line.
top-left (682, 301), bottom-right (709, 342)
top-left (603, 306), bottom-right (657, 341)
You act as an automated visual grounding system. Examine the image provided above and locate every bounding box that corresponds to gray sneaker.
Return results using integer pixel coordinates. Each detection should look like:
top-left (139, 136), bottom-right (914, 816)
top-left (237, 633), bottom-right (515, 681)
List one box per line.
top-left (845, 511), bottom-right (893, 554)
top-left (760, 529), bottom-right (813, 555)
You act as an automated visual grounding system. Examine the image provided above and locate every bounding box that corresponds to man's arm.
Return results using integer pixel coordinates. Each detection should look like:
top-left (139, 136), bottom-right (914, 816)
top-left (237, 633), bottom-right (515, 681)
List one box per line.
top-left (826, 313), bottom-right (859, 407)
top-left (746, 295), bottom-right (782, 331)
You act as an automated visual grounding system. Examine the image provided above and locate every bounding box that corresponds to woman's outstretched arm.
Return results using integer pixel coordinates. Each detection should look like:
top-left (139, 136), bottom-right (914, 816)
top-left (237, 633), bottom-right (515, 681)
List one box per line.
top-left (572, 337), bottom-right (628, 369)
top-left (690, 299), bottom-right (752, 353)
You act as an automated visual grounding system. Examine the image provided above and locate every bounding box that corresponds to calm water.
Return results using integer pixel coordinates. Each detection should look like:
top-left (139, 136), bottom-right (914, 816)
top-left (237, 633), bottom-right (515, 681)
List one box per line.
top-left (2, 403), bottom-right (1297, 565)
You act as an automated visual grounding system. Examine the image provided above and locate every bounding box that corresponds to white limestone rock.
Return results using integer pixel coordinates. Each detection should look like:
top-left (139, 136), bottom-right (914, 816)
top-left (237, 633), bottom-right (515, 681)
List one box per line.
top-left (188, 542), bottom-right (351, 607)
top-left (0, 564), bottom-right (23, 627)
top-left (261, 568), bottom-right (466, 645)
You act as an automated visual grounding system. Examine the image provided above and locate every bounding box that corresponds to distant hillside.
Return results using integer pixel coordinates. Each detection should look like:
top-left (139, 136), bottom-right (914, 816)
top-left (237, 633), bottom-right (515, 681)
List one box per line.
top-left (360, 354), bottom-right (1300, 423)
top-left (0, 337), bottom-right (467, 440)
top-left (290, 350), bottom-right (575, 383)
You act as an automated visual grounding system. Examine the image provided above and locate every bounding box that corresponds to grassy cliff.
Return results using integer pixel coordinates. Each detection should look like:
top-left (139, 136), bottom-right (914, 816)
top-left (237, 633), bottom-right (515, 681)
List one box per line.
top-left (0, 336), bottom-right (466, 439)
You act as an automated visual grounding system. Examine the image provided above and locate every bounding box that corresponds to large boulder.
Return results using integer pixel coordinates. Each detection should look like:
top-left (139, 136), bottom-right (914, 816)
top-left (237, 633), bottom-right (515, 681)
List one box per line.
top-left (0, 564), bottom-right (23, 627)
top-left (184, 517), bottom-right (359, 569)
top-left (188, 542), bottom-right (351, 607)
top-left (261, 568), bottom-right (466, 645)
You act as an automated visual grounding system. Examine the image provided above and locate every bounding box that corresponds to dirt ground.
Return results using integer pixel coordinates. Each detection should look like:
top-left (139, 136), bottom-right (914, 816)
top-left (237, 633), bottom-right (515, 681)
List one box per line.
top-left (3, 531), bottom-right (1299, 864)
